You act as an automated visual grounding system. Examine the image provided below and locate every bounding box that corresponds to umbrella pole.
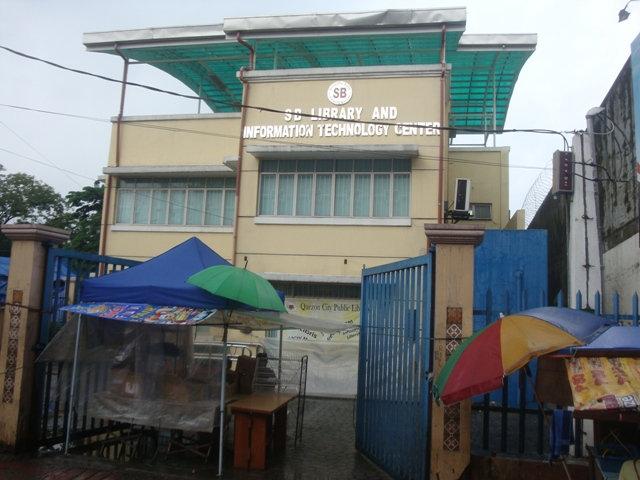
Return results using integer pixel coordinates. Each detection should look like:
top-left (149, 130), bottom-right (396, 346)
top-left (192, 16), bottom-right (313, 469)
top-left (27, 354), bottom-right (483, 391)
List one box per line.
top-left (217, 321), bottom-right (228, 477)
top-left (64, 314), bottom-right (82, 455)
top-left (277, 325), bottom-right (283, 393)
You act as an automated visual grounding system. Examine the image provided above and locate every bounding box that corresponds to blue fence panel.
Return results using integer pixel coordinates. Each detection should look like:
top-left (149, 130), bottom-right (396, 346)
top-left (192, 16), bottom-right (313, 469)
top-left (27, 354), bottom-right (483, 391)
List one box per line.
top-left (39, 248), bottom-right (140, 346)
top-left (36, 247), bottom-right (139, 447)
top-left (473, 229), bottom-right (548, 329)
top-left (473, 230), bottom-right (548, 408)
top-left (472, 286), bottom-right (640, 457)
top-left (356, 255), bottom-right (432, 480)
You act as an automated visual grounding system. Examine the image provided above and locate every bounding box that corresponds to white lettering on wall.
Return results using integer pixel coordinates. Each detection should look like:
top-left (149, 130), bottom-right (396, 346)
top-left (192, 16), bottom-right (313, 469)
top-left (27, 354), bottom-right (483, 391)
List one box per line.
top-left (243, 124), bottom-right (314, 139)
top-left (244, 105), bottom-right (440, 139)
top-left (371, 106), bottom-right (398, 120)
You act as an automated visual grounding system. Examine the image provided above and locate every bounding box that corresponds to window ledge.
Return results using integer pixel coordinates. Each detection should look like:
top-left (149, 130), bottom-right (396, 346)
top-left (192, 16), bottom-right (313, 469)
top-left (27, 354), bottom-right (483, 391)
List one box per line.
top-left (111, 224), bottom-right (233, 233)
top-left (254, 216), bottom-right (411, 226)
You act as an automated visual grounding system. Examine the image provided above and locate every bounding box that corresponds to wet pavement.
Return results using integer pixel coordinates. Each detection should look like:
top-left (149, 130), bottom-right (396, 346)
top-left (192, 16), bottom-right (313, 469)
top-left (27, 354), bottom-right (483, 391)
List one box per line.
top-left (0, 398), bottom-right (390, 480)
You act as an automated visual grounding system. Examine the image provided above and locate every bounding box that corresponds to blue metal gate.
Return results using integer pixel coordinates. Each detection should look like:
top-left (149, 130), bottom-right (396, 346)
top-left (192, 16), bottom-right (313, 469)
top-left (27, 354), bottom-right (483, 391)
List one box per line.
top-left (356, 256), bottom-right (432, 480)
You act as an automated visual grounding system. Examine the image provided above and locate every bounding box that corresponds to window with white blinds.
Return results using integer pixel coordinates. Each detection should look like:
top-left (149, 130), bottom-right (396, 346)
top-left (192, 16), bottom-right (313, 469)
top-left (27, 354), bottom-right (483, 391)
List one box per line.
top-left (258, 159), bottom-right (410, 218)
top-left (116, 177), bottom-right (236, 226)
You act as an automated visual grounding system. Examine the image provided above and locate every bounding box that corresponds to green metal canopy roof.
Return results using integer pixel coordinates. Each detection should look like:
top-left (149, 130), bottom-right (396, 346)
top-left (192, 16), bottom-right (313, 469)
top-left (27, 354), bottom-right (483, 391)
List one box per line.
top-left (84, 9), bottom-right (536, 132)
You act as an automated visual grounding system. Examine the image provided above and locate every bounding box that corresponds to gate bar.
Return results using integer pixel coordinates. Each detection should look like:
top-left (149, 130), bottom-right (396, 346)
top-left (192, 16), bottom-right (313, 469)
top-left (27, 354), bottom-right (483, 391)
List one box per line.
top-left (64, 315), bottom-right (82, 454)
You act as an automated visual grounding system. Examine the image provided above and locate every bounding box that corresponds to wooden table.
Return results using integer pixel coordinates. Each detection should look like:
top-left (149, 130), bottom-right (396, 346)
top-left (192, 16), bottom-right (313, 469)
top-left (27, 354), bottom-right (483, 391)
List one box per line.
top-left (230, 392), bottom-right (297, 470)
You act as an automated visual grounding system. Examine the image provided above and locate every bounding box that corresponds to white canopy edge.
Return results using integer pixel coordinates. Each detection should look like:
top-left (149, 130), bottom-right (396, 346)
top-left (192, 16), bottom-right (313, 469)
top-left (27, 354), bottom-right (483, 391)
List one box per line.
top-left (83, 8), bottom-right (468, 51)
top-left (203, 310), bottom-right (351, 333)
top-left (223, 8), bottom-right (467, 37)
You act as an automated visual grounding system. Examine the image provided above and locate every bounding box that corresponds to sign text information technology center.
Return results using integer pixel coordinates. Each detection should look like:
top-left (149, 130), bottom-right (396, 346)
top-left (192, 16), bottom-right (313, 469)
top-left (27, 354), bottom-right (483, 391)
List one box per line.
top-left (243, 81), bottom-right (441, 140)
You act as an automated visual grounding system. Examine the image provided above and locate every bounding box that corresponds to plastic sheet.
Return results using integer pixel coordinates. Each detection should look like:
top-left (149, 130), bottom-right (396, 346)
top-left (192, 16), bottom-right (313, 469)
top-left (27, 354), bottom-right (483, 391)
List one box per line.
top-left (262, 337), bottom-right (357, 397)
top-left (38, 316), bottom-right (225, 433)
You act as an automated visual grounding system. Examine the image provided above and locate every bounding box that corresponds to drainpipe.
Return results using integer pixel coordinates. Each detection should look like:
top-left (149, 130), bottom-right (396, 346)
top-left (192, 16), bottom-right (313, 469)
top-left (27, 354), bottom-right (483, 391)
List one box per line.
top-left (99, 45), bottom-right (129, 257)
top-left (437, 26), bottom-right (447, 223)
top-left (231, 34), bottom-right (255, 266)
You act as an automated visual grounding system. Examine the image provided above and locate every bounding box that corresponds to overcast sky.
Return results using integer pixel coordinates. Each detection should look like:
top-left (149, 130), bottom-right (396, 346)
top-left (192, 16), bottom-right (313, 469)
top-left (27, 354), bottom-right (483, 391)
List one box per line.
top-left (1, 0), bottom-right (639, 215)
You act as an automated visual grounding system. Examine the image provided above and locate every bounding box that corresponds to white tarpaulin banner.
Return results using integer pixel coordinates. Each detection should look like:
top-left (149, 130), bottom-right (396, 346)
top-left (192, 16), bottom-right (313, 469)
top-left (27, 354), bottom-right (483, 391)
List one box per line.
top-left (264, 297), bottom-right (360, 397)
top-left (262, 337), bottom-right (359, 397)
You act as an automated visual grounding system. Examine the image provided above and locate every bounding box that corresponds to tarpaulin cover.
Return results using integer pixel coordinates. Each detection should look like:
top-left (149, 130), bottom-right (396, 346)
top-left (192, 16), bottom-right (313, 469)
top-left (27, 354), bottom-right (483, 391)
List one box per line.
top-left (79, 237), bottom-right (231, 309)
top-left (38, 316), bottom-right (225, 432)
top-left (58, 302), bottom-right (348, 332)
top-left (60, 302), bottom-right (215, 325)
top-left (0, 257), bottom-right (8, 302)
top-left (521, 307), bottom-right (612, 344)
top-left (0, 257), bottom-right (8, 277)
top-left (576, 326), bottom-right (640, 354)
top-left (207, 309), bottom-right (349, 333)
top-left (262, 337), bottom-right (357, 397)
top-left (566, 357), bottom-right (640, 411)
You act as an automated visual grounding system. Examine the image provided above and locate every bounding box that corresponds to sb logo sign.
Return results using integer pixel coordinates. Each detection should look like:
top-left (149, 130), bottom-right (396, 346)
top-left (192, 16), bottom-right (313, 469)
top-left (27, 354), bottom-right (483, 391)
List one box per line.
top-left (327, 81), bottom-right (352, 105)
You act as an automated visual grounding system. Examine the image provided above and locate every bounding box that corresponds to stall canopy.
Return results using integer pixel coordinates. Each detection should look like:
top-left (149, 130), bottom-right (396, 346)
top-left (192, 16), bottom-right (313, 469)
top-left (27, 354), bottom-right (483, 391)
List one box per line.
top-left (62, 237), bottom-right (345, 332)
top-left (79, 237), bottom-right (230, 309)
top-left (536, 326), bottom-right (640, 412)
top-left (575, 326), bottom-right (640, 356)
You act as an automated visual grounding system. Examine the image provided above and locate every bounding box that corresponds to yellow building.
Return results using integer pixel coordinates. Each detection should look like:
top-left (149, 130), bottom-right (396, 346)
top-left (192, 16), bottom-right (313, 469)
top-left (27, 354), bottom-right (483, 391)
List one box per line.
top-left (84, 8), bottom-right (535, 394)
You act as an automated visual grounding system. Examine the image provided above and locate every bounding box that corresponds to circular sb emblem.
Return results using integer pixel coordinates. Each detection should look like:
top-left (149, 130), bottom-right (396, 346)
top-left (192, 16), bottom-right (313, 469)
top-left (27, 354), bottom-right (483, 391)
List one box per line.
top-left (327, 81), bottom-right (352, 105)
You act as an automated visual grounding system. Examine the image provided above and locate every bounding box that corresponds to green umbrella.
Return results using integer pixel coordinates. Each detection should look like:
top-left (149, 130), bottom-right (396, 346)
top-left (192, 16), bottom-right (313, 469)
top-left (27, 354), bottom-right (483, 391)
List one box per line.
top-left (187, 264), bottom-right (286, 312)
top-left (187, 264), bottom-right (285, 476)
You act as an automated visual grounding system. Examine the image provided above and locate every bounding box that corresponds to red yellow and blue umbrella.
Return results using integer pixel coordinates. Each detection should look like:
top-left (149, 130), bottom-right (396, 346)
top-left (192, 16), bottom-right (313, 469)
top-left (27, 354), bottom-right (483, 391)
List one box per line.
top-left (433, 307), bottom-right (609, 406)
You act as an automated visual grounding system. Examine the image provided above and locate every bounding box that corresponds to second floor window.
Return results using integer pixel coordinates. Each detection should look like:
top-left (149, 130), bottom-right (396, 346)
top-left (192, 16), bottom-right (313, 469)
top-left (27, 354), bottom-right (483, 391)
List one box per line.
top-left (116, 177), bottom-right (236, 226)
top-left (258, 159), bottom-right (410, 218)
top-left (471, 202), bottom-right (492, 220)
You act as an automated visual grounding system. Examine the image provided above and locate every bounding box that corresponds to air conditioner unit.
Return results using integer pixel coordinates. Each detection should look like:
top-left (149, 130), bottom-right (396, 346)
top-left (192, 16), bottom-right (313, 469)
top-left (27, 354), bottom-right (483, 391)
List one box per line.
top-left (453, 178), bottom-right (471, 212)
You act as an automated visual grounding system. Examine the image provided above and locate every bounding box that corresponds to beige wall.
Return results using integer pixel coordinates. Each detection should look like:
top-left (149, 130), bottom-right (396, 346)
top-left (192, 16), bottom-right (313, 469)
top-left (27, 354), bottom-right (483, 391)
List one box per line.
top-left (236, 71), bottom-right (446, 275)
top-left (105, 230), bottom-right (234, 262)
top-left (108, 115), bottom-right (241, 167)
top-left (506, 209), bottom-right (526, 230)
top-left (103, 115), bottom-right (241, 261)
top-left (447, 147), bottom-right (510, 228)
top-left (101, 71), bottom-right (509, 274)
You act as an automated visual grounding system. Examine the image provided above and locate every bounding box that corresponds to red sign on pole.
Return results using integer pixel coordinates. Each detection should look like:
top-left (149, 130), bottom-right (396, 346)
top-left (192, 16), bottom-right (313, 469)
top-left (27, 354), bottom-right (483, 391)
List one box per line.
top-left (552, 150), bottom-right (574, 194)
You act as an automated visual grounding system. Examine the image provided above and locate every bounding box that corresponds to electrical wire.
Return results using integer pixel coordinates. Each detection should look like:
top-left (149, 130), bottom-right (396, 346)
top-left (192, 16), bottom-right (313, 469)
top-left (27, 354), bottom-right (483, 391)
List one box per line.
top-left (2, 119), bottom-right (633, 229)
top-left (0, 44), bottom-right (571, 144)
top-left (0, 121), bottom-right (82, 187)
top-left (0, 103), bottom-right (565, 173)
top-left (0, 147), bottom-right (97, 182)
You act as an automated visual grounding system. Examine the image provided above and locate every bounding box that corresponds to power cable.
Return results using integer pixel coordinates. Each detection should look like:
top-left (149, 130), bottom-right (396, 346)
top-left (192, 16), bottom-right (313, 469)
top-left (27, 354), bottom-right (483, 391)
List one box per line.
top-left (0, 44), bottom-right (570, 144)
top-left (0, 120), bottom-right (82, 187)
top-left (0, 147), bottom-right (97, 182)
top-left (0, 103), bottom-right (566, 174)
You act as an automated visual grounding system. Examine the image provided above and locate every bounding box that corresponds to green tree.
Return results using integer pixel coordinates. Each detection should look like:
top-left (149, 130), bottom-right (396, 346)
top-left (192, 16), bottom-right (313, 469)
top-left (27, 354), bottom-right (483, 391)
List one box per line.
top-left (0, 172), bottom-right (64, 255)
top-left (52, 183), bottom-right (104, 253)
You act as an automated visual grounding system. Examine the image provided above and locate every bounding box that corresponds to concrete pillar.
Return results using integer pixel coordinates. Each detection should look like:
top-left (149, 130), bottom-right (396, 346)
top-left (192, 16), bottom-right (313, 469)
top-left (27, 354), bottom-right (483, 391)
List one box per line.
top-left (425, 224), bottom-right (484, 480)
top-left (0, 224), bottom-right (69, 450)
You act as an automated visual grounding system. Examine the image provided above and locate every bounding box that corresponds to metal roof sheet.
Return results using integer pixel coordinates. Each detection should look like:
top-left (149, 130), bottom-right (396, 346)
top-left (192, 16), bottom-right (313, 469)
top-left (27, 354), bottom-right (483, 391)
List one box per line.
top-left (83, 8), bottom-right (535, 131)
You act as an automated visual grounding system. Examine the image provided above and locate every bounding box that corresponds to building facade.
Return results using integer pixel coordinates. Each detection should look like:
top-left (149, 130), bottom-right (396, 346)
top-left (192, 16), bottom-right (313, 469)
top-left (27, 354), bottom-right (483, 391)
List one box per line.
top-left (530, 42), bottom-right (639, 312)
top-left (85, 8), bottom-right (535, 394)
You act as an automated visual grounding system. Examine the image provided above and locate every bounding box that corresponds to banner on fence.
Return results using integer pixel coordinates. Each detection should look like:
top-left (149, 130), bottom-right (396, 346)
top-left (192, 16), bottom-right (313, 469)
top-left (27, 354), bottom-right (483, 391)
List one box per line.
top-left (565, 357), bottom-right (640, 410)
top-left (60, 302), bottom-right (214, 325)
top-left (283, 297), bottom-right (360, 342)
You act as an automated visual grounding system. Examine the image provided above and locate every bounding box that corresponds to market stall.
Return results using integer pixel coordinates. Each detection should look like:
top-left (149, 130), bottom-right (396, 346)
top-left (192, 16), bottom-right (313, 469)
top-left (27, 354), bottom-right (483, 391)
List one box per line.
top-left (536, 326), bottom-right (640, 479)
top-left (38, 237), bottom-right (346, 475)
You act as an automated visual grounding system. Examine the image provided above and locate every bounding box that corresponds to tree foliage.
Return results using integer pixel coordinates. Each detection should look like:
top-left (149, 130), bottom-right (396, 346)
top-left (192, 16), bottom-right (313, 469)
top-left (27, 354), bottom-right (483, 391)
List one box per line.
top-left (0, 172), bottom-right (64, 256)
top-left (0, 172), bottom-right (64, 225)
top-left (0, 173), bottom-right (104, 256)
top-left (52, 184), bottom-right (104, 253)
